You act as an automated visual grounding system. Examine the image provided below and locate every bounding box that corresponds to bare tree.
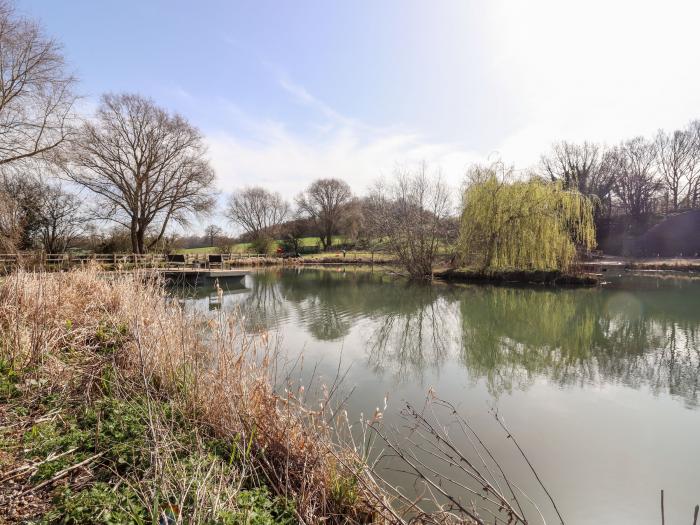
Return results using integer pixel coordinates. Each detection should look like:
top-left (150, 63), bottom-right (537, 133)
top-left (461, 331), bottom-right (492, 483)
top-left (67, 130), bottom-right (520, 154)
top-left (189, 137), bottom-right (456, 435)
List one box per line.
top-left (610, 137), bottom-right (661, 219)
top-left (0, 184), bottom-right (21, 251)
top-left (367, 163), bottom-right (452, 279)
top-left (68, 93), bottom-right (216, 253)
top-left (0, 174), bottom-right (83, 253)
top-left (654, 128), bottom-right (697, 211)
top-left (0, 172), bottom-right (43, 250)
top-left (204, 223), bottom-right (223, 247)
top-left (0, 1), bottom-right (76, 167)
top-left (36, 183), bottom-right (84, 252)
top-left (688, 120), bottom-right (700, 208)
top-left (352, 196), bottom-right (387, 257)
top-left (0, 1), bottom-right (77, 253)
top-left (280, 219), bottom-right (305, 255)
top-left (296, 178), bottom-right (352, 250)
top-left (225, 187), bottom-right (289, 251)
top-left (337, 196), bottom-right (364, 246)
top-left (540, 141), bottom-right (614, 208)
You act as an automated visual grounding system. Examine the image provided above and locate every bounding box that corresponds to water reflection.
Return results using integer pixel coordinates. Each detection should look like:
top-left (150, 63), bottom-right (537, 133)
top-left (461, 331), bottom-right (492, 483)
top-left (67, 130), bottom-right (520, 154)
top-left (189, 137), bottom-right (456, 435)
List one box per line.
top-left (458, 285), bottom-right (700, 406)
top-left (237, 270), bottom-right (290, 332)
top-left (170, 278), bottom-right (248, 310)
top-left (180, 269), bottom-right (700, 408)
top-left (176, 269), bottom-right (700, 523)
top-left (366, 288), bottom-right (458, 382)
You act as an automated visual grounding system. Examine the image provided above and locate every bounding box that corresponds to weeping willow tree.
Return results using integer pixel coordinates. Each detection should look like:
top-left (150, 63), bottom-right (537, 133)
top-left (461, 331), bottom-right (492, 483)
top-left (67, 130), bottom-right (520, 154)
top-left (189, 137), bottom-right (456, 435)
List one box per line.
top-left (459, 173), bottom-right (596, 272)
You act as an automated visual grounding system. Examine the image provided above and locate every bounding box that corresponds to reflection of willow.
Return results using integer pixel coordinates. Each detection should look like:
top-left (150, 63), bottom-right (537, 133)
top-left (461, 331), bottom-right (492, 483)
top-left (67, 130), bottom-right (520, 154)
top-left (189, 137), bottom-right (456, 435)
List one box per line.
top-left (459, 286), bottom-right (700, 406)
top-left (365, 285), bottom-right (459, 382)
top-left (235, 269), bottom-right (700, 406)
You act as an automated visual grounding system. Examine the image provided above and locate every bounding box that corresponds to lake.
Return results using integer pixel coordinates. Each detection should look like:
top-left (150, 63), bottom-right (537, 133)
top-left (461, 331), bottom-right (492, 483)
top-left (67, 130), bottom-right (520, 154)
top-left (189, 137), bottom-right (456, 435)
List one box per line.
top-left (176, 267), bottom-right (700, 524)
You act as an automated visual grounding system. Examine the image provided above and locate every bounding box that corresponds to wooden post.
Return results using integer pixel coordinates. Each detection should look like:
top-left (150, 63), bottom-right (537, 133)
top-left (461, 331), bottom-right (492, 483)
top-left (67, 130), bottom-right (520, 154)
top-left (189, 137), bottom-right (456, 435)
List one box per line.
top-left (661, 489), bottom-right (665, 525)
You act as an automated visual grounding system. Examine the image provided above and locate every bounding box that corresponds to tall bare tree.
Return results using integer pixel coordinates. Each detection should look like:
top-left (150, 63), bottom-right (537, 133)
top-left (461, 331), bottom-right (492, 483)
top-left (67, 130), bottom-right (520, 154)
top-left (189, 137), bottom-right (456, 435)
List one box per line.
top-left (0, 0), bottom-right (76, 167)
top-left (68, 93), bottom-right (216, 253)
top-left (367, 163), bottom-right (452, 280)
top-left (0, 0), bottom-right (77, 253)
top-left (687, 120), bottom-right (700, 208)
top-left (654, 128), bottom-right (697, 211)
top-left (540, 141), bottom-right (614, 206)
top-left (225, 187), bottom-right (289, 252)
top-left (296, 178), bottom-right (352, 250)
top-left (36, 183), bottom-right (84, 253)
top-left (610, 137), bottom-right (661, 219)
top-left (204, 224), bottom-right (223, 247)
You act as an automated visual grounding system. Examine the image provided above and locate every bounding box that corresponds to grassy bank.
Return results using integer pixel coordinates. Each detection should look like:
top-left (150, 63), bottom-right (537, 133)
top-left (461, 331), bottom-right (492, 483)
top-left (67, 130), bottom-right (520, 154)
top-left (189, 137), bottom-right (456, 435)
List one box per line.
top-left (433, 268), bottom-right (599, 286)
top-left (0, 268), bottom-right (396, 524)
top-left (624, 258), bottom-right (700, 272)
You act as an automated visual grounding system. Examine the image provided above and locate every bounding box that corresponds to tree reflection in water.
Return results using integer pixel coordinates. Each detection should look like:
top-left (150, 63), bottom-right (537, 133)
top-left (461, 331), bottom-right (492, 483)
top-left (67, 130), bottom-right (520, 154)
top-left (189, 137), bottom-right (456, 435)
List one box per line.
top-left (276, 268), bottom-right (358, 340)
top-left (189, 269), bottom-right (700, 408)
top-left (276, 269), bottom-right (459, 380)
top-left (236, 270), bottom-right (290, 333)
top-left (365, 284), bottom-right (459, 382)
top-left (457, 285), bottom-right (700, 406)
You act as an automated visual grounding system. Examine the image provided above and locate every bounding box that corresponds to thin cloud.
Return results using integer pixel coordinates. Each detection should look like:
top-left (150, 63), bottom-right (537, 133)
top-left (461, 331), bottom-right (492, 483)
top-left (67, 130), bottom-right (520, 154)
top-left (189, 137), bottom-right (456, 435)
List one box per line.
top-left (206, 125), bottom-right (479, 198)
top-left (204, 76), bottom-right (481, 197)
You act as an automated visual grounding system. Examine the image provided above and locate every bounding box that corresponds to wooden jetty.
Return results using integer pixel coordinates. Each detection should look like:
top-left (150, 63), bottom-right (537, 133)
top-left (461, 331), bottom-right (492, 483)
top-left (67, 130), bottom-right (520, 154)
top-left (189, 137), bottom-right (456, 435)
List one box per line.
top-left (0, 252), bottom-right (260, 283)
top-left (156, 267), bottom-right (248, 282)
top-left (0, 252), bottom-right (267, 270)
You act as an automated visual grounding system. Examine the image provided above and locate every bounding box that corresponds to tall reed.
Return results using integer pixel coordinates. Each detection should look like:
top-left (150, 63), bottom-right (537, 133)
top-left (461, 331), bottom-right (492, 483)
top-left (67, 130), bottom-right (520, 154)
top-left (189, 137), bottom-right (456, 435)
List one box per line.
top-left (0, 267), bottom-right (398, 523)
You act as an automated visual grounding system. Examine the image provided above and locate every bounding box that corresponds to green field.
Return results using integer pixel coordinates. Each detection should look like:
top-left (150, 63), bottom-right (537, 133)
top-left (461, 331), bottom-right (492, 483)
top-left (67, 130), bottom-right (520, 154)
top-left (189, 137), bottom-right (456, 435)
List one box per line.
top-left (177, 236), bottom-right (346, 254)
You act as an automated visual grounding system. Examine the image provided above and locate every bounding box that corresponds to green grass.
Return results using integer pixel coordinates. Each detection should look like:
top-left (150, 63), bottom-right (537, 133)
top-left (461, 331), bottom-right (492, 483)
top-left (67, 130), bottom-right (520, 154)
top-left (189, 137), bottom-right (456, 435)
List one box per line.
top-left (177, 236), bottom-right (346, 254)
top-left (1, 356), bottom-right (297, 524)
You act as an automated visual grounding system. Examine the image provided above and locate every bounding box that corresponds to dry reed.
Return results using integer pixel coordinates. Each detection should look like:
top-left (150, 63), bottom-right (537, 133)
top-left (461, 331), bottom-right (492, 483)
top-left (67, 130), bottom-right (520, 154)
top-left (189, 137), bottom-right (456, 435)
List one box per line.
top-left (0, 266), bottom-right (399, 523)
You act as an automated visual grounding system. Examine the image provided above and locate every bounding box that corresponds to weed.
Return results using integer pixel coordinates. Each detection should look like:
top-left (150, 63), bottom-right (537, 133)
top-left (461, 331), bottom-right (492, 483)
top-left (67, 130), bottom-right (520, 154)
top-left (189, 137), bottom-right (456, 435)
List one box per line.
top-left (80, 397), bottom-right (149, 473)
top-left (40, 483), bottom-right (147, 525)
top-left (0, 358), bottom-right (20, 401)
top-left (218, 488), bottom-right (296, 525)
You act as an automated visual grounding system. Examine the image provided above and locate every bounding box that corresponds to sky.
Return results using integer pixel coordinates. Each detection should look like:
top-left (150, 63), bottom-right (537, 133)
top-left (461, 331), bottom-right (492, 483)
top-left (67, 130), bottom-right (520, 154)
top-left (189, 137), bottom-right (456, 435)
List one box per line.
top-left (20, 0), bottom-right (700, 201)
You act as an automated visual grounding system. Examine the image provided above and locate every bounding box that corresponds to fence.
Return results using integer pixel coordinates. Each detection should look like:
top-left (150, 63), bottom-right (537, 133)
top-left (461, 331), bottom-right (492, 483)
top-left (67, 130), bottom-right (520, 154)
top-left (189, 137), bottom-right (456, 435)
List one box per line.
top-left (0, 252), bottom-right (271, 271)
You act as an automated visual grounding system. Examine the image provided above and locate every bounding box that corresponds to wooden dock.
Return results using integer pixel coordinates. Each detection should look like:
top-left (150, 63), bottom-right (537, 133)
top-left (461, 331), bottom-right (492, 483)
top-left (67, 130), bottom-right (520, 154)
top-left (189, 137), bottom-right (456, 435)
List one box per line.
top-left (0, 252), bottom-right (260, 284)
top-left (0, 252), bottom-right (269, 272)
top-left (157, 268), bottom-right (248, 280)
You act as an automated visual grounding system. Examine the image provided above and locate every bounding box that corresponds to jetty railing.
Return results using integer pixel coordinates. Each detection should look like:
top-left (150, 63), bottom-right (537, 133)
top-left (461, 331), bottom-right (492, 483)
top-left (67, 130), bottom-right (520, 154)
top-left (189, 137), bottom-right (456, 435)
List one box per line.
top-left (0, 252), bottom-right (271, 271)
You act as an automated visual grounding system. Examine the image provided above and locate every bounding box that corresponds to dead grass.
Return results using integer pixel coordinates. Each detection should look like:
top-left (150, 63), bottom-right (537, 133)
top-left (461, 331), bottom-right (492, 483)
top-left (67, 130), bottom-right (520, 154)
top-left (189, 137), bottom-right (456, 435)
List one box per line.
top-left (0, 266), bottom-right (399, 523)
top-left (625, 257), bottom-right (700, 271)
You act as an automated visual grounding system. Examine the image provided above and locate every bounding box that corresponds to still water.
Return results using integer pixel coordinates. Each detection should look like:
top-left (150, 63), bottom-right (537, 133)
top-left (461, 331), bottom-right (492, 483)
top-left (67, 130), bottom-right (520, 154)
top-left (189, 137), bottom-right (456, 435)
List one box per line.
top-left (177, 267), bottom-right (700, 524)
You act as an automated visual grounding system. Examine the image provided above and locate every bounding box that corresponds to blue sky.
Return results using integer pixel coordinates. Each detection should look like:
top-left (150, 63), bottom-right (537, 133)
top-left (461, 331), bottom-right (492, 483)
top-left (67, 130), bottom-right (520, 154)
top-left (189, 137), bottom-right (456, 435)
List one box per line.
top-left (21, 0), bottom-right (700, 199)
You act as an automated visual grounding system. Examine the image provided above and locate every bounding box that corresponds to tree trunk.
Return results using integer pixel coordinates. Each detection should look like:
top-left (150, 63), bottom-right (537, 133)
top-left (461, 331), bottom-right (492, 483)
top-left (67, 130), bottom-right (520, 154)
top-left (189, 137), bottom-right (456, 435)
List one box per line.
top-left (483, 233), bottom-right (498, 272)
top-left (672, 187), bottom-right (679, 211)
top-left (130, 217), bottom-right (139, 254)
top-left (136, 229), bottom-right (146, 254)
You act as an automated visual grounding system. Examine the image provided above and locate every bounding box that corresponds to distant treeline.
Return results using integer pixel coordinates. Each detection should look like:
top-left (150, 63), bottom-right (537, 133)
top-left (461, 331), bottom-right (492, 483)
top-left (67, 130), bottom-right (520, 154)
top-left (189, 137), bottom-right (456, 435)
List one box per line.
top-left (1, 0), bottom-right (699, 260)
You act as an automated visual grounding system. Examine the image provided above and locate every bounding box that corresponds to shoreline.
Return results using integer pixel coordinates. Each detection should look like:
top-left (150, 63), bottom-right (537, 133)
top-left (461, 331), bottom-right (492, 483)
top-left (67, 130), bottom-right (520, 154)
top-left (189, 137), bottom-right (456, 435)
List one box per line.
top-left (432, 268), bottom-right (600, 286)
